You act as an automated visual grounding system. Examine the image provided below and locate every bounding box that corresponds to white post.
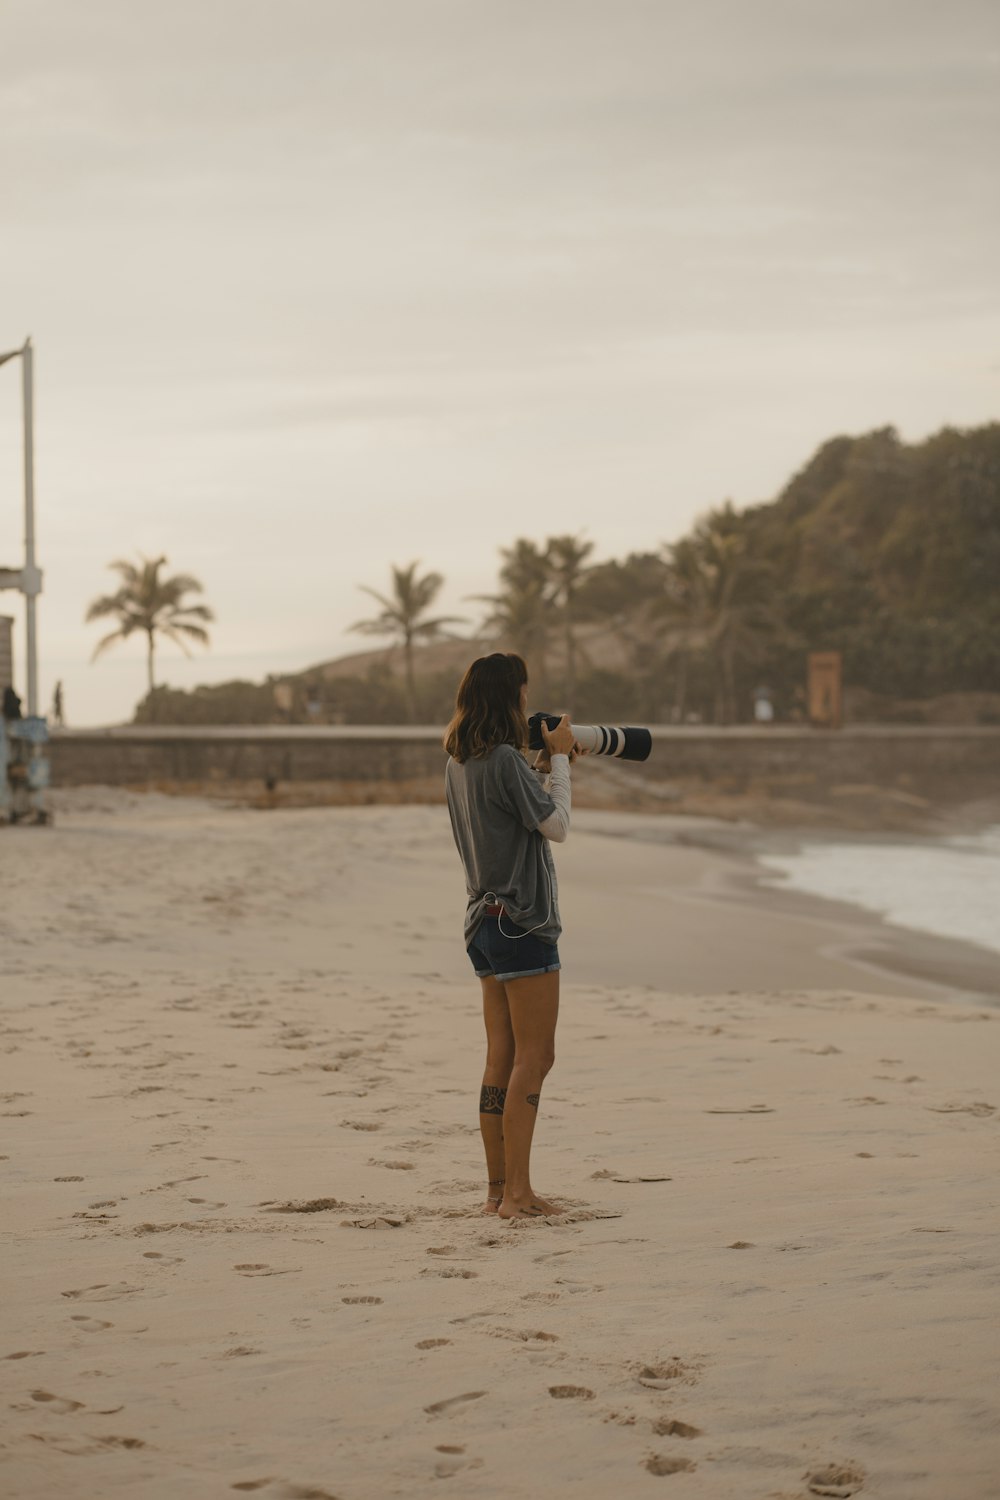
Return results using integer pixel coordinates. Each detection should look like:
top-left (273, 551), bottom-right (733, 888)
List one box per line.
top-left (21, 338), bottom-right (39, 717)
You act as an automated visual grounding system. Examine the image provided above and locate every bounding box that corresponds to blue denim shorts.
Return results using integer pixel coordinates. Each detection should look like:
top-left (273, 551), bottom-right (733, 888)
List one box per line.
top-left (467, 913), bottom-right (561, 984)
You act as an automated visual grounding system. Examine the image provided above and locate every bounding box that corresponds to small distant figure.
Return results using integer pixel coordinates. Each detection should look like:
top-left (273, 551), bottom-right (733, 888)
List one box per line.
top-left (753, 685), bottom-right (775, 724)
top-left (2, 685), bottom-right (22, 721)
top-left (51, 680), bottom-right (65, 727)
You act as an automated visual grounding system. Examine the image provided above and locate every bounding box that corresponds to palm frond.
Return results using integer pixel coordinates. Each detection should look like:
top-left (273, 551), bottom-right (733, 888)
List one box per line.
top-left (90, 623), bottom-right (139, 661)
top-left (159, 626), bottom-right (195, 657)
top-left (411, 614), bottom-right (466, 638)
top-left (348, 616), bottom-right (399, 637)
top-left (85, 593), bottom-right (129, 623)
top-left (357, 585), bottom-right (398, 614)
top-left (106, 559), bottom-right (143, 587)
top-left (167, 603), bottom-right (215, 624)
top-left (165, 621), bottom-right (211, 646)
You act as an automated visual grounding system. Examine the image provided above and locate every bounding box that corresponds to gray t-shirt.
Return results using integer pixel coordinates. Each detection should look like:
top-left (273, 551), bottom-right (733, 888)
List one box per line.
top-left (445, 744), bottom-right (561, 946)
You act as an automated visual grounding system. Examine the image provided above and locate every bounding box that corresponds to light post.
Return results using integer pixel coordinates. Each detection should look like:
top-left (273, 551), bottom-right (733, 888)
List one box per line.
top-left (0, 337), bottom-right (42, 717)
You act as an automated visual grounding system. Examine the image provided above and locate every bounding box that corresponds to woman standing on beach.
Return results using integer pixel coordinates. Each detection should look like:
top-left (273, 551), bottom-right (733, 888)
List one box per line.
top-left (443, 653), bottom-right (578, 1220)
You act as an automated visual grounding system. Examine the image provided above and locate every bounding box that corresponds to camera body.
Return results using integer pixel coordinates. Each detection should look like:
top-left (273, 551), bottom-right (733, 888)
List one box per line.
top-left (527, 711), bottom-right (652, 763)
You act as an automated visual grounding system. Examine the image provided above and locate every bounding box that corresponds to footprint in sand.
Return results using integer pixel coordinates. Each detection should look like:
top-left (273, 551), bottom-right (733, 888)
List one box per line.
top-left (651, 1417), bottom-right (703, 1438)
top-left (69, 1316), bottom-right (113, 1333)
top-left (232, 1485), bottom-right (340, 1498)
top-left (28, 1389), bottom-right (85, 1414)
top-left (704, 1104), bottom-right (773, 1114)
top-left (31, 1433), bottom-right (147, 1456)
top-left (926, 1101), bottom-right (995, 1117)
top-left (142, 1252), bottom-right (184, 1264)
top-left (277, 1486), bottom-right (341, 1498)
top-left (434, 1451), bottom-right (484, 1479)
top-left (53, 1175), bottom-right (85, 1182)
top-left (62, 1284), bottom-right (142, 1302)
top-left (424, 1391), bottom-right (487, 1416)
top-left (340, 1120), bottom-right (382, 1131)
top-left (4, 1351), bottom-right (44, 1360)
top-left (233, 1265), bottom-right (301, 1278)
top-left (342, 1296), bottom-right (382, 1305)
top-left (805, 1462), bottom-right (865, 1497)
top-left (637, 1359), bottom-right (699, 1390)
top-left (260, 1199), bottom-right (343, 1214)
top-left (548, 1386), bottom-right (594, 1400)
top-left (421, 1268), bottom-right (479, 1280)
top-left (415, 1338), bottom-right (451, 1349)
top-left (340, 1215), bottom-right (407, 1230)
top-left (588, 1169), bottom-right (672, 1183)
top-left (645, 1455), bottom-right (696, 1476)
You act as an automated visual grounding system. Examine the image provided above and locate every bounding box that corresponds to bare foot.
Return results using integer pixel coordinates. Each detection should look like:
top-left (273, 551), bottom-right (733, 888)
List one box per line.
top-left (481, 1196), bottom-right (501, 1216)
top-left (498, 1194), bottom-right (564, 1219)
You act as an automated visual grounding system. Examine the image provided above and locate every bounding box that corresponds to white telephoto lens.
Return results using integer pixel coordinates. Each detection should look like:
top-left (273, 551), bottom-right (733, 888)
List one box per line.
top-left (570, 724), bottom-right (601, 753)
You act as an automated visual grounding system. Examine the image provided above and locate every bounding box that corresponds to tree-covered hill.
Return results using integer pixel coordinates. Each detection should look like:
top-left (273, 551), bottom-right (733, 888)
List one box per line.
top-left (736, 423), bottom-right (1000, 705)
top-left (134, 422), bottom-right (1000, 727)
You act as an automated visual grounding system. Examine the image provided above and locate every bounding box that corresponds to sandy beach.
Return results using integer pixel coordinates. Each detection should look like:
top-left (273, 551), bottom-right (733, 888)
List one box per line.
top-left (2, 791), bottom-right (999, 1500)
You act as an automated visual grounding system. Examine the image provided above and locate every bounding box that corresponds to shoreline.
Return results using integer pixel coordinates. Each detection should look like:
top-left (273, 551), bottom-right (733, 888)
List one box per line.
top-left (571, 808), bottom-right (1000, 1009)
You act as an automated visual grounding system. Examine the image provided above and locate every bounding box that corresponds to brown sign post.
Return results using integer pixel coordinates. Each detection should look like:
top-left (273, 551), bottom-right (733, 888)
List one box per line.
top-left (808, 651), bottom-right (843, 729)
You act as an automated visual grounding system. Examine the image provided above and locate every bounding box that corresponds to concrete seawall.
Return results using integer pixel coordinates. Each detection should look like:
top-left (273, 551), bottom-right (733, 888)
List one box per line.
top-left (50, 725), bottom-right (449, 790)
top-left (46, 724), bottom-right (1000, 828)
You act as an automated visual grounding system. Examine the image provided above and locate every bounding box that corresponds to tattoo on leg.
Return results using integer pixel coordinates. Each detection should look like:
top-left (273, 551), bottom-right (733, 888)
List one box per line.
top-left (480, 1085), bottom-right (507, 1115)
top-left (526, 1093), bottom-right (540, 1109)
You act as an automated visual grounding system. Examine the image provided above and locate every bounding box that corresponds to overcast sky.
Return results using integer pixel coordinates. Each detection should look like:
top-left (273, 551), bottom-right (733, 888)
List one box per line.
top-left (2, 0), bottom-right (998, 724)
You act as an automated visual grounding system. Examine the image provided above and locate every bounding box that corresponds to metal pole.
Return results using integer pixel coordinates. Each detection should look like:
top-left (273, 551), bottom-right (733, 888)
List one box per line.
top-left (22, 338), bottom-right (38, 716)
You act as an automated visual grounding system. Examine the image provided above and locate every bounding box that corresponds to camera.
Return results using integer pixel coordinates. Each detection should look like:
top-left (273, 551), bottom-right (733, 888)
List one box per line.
top-left (528, 711), bottom-right (652, 762)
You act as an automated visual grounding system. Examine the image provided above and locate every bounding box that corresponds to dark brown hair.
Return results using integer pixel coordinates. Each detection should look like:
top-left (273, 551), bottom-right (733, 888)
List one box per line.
top-left (443, 653), bottom-right (529, 762)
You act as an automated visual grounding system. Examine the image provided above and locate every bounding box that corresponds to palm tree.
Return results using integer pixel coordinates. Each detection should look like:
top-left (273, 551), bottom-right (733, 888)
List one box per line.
top-left (659, 509), bottom-right (794, 723)
top-left (657, 535), bottom-right (715, 722)
top-left (85, 555), bottom-right (214, 694)
top-left (545, 534), bottom-right (594, 705)
top-left (471, 539), bottom-right (553, 701)
top-left (349, 561), bottom-right (463, 721)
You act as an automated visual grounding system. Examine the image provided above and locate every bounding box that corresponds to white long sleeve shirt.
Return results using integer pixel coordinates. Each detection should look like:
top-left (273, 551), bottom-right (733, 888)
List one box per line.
top-left (536, 753), bottom-right (571, 842)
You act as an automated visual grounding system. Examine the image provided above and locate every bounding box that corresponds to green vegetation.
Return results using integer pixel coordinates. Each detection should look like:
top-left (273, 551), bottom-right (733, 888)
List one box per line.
top-left (130, 422), bottom-right (1000, 725)
top-left (570, 423), bottom-right (1000, 722)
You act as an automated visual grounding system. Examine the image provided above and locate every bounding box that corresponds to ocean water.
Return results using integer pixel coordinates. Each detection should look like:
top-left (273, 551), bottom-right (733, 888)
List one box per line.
top-left (756, 824), bottom-right (1000, 957)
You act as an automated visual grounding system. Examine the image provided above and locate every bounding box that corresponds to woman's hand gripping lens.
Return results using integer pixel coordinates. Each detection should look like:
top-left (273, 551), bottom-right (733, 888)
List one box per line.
top-left (536, 713), bottom-right (585, 770)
